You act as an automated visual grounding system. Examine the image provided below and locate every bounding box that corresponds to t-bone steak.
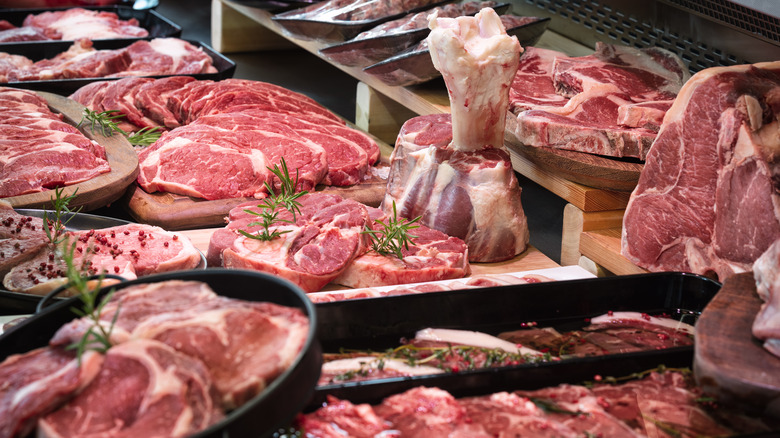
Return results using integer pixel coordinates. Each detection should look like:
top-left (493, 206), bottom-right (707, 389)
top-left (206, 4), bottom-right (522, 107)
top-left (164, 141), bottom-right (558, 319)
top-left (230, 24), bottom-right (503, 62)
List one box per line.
top-left (507, 43), bottom-right (689, 159)
top-left (621, 61), bottom-right (780, 279)
top-left (382, 9), bottom-right (529, 263)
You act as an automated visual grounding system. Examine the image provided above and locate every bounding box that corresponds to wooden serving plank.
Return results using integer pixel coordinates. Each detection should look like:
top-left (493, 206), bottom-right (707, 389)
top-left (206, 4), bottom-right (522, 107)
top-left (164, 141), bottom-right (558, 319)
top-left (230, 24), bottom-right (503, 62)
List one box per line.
top-left (3, 92), bottom-right (139, 212)
top-left (694, 272), bottom-right (780, 416)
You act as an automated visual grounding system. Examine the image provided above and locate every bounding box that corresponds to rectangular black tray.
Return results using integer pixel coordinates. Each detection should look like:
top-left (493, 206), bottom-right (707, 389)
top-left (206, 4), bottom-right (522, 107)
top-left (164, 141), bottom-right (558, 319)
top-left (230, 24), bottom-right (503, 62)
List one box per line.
top-left (311, 271), bottom-right (721, 408)
top-left (0, 38), bottom-right (236, 95)
top-left (0, 5), bottom-right (181, 44)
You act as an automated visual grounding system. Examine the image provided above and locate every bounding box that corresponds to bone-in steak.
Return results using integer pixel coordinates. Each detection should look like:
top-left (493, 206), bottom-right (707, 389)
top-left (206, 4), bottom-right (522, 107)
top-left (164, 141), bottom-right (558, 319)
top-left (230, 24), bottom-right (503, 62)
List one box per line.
top-left (621, 61), bottom-right (780, 279)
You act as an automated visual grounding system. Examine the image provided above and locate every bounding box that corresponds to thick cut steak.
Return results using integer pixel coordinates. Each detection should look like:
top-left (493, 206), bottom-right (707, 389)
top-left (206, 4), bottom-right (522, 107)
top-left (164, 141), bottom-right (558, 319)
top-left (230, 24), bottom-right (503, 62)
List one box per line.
top-left (508, 43), bottom-right (688, 159)
top-left (0, 347), bottom-right (103, 438)
top-left (37, 339), bottom-right (223, 438)
top-left (22, 8), bottom-right (148, 40)
top-left (334, 206), bottom-right (469, 288)
top-left (621, 61), bottom-right (780, 279)
top-left (383, 114), bottom-right (529, 262)
top-left (208, 193), bottom-right (371, 292)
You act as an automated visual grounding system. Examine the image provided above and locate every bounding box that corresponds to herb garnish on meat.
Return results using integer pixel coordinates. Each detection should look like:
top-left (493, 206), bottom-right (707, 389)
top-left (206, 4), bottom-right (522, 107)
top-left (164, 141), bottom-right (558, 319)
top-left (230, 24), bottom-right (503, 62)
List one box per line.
top-left (42, 187), bottom-right (81, 246)
top-left (77, 108), bottom-right (162, 146)
top-left (363, 201), bottom-right (421, 259)
top-left (239, 158), bottom-right (309, 242)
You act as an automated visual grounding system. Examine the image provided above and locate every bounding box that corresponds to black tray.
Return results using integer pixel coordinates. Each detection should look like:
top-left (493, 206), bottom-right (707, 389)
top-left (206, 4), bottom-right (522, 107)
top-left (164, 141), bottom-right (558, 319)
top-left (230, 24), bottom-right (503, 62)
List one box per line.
top-left (0, 38), bottom-right (236, 94)
top-left (0, 269), bottom-right (322, 438)
top-left (311, 271), bottom-right (721, 408)
top-left (363, 16), bottom-right (550, 86)
top-left (319, 2), bottom-right (511, 68)
top-left (272, 0), bottom-right (453, 42)
top-left (0, 209), bottom-right (206, 316)
top-left (0, 5), bottom-right (181, 45)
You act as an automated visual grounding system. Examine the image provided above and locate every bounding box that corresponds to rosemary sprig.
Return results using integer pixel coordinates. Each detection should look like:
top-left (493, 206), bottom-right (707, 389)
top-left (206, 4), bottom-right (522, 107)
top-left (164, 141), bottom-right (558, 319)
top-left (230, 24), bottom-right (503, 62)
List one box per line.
top-left (239, 158), bottom-right (308, 242)
top-left (77, 108), bottom-right (162, 147)
top-left (363, 201), bottom-right (421, 259)
top-left (125, 126), bottom-right (162, 147)
top-left (78, 108), bottom-right (124, 137)
top-left (61, 237), bottom-right (120, 362)
top-left (43, 187), bottom-right (82, 246)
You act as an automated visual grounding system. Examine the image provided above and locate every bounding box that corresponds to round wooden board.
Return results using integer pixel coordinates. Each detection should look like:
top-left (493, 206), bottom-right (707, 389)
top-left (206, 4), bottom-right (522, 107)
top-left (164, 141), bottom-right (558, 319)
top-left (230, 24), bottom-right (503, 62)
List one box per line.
top-left (3, 91), bottom-right (139, 212)
top-left (694, 272), bottom-right (780, 416)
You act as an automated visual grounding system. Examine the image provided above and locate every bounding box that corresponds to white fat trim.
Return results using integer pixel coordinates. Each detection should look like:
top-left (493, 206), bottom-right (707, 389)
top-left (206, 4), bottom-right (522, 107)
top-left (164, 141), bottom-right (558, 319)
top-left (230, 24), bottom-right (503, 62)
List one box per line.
top-left (590, 311), bottom-right (695, 335)
top-left (415, 327), bottom-right (542, 355)
top-left (322, 356), bottom-right (445, 376)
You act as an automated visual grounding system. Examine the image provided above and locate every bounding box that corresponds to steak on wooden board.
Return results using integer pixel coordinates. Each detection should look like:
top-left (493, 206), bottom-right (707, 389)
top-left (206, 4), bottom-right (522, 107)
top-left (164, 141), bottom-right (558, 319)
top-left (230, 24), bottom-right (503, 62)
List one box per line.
top-left (507, 43), bottom-right (689, 159)
top-left (333, 206), bottom-right (470, 288)
top-left (207, 193), bottom-right (372, 292)
top-left (382, 9), bottom-right (529, 263)
top-left (621, 61), bottom-right (780, 280)
top-left (0, 87), bottom-right (110, 198)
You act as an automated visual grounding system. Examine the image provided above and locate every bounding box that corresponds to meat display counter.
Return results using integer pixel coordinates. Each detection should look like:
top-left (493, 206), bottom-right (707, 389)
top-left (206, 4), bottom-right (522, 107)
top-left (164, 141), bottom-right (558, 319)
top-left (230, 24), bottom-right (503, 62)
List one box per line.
top-left (209, 0), bottom-right (780, 275)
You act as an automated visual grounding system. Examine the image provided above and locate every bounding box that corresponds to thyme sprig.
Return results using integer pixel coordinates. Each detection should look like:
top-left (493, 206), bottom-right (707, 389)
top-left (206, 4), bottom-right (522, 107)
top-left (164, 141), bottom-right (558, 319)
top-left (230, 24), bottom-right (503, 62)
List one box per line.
top-left (61, 238), bottom-right (120, 362)
top-left (363, 201), bottom-right (421, 259)
top-left (43, 187), bottom-right (82, 246)
top-left (239, 158), bottom-right (308, 242)
top-left (77, 108), bottom-right (162, 147)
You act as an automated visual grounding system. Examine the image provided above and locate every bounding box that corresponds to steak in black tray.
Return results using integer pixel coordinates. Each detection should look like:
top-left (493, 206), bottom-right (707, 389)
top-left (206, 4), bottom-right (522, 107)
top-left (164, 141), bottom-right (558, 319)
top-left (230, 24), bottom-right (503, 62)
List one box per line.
top-left (0, 6), bottom-right (181, 44)
top-left (0, 269), bottom-right (322, 438)
top-left (312, 272), bottom-right (720, 406)
top-left (0, 38), bottom-right (235, 95)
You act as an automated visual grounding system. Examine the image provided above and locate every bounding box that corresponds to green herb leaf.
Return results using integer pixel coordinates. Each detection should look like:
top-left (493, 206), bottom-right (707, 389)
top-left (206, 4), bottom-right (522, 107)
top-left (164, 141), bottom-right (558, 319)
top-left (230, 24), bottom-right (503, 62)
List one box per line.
top-left (241, 158), bottom-right (308, 241)
top-left (363, 201), bottom-right (421, 259)
top-left (43, 187), bottom-right (82, 246)
top-left (78, 108), bottom-right (125, 137)
top-left (126, 126), bottom-right (162, 147)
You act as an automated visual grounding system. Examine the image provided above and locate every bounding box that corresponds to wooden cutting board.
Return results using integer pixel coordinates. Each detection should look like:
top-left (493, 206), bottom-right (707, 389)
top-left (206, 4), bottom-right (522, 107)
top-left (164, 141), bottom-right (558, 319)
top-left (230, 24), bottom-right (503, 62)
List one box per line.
top-left (3, 91), bottom-right (139, 211)
top-left (694, 272), bottom-right (780, 416)
top-left (121, 132), bottom-right (394, 230)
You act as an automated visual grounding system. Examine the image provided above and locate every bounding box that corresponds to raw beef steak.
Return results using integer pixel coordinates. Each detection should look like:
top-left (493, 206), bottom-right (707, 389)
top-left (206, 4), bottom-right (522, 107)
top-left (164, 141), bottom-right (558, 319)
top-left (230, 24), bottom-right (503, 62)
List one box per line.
top-left (37, 339), bottom-right (223, 438)
top-left (21, 8), bottom-right (148, 40)
top-left (0, 202), bottom-right (48, 278)
top-left (334, 206), bottom-right (469, 288)
top-left (3, 223), bottom-right (201, 294)
top-left (508, 43), bottom-right (689, 159)
top-left (0, 347), bottom-right (103, 438)
top-left (49, 280), bottom-right (310, 409)
top-left (208, 193), bottom-right (371, 292)
top-left (0, 87), bottom-right (110, 198)
top-left (621, 61), bottom-right (780, 279)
